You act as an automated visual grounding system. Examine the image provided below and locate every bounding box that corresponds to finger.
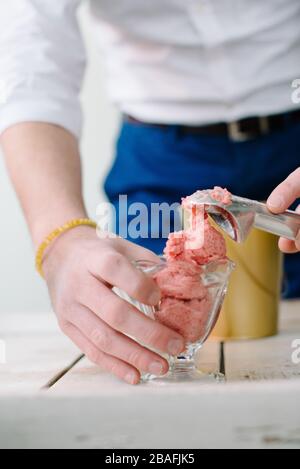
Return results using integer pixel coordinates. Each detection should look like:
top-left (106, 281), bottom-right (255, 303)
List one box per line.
top-left (102, 236), bottom-right (161, 263)
top-left (78, 276), bottom-right (185, 356)
top-left (121, 239), bottom-right (162, 263)
top-left (72, 305), bottom-right (169, 376)
top-left (296, 206), bottom-right (300, 250)
top-left (90, 249), bottom-right (161, 305)
top-left (60, 321), bottom-right (140, 385)
top-left (278, 237), bottom-right (298, 253)
top-left (277, 204), bottom-right (300, 253)
top-left (267, 167), bottom-right (300, 213)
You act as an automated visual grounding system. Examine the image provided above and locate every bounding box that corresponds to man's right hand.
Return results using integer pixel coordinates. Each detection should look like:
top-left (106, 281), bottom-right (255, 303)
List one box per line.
top-left (267, 167), bottom-right (300, 253)
top-left (43, 228), bottom-right (185, 384)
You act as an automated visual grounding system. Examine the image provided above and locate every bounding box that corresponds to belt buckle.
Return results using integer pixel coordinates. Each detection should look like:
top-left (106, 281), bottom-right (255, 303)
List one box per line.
top-left (228, 121), bottom-right (253, 142)
top-left (228, 117), bottom-right (270, 142)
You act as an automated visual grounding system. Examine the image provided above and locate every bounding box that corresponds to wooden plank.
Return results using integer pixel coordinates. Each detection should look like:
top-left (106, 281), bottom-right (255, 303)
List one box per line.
top-left (279, 301), bottom-right (300, 333)
top-left (0, 313), bottom-right (80, 394)
top-left (225, 302), bottom-right (300, 381)
top-left (0, 307), bottom-right (299, 449)
top-left (48, 341), bottom-right (221, 394)
top-left (1, 380), bottom-right (300, 449)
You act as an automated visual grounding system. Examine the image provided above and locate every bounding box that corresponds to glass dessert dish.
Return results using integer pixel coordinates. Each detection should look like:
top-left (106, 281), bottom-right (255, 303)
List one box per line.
top-left (114, 257), bottom-right (235, 383)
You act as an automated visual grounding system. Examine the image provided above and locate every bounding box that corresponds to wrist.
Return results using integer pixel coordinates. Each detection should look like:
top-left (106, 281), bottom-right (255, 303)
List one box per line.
top-left (42, 224), bottom-right (98, 279)
top-left (31, 207), bottom-right (88, 248)
top-left (36, 218), bottom-right (97, 278)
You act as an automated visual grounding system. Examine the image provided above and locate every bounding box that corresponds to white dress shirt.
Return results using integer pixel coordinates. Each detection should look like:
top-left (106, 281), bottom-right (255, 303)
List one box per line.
top-left (0, 0), bottom-right (300, 138)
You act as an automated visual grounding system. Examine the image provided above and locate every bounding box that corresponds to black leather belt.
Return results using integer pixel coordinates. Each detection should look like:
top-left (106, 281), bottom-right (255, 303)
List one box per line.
top-left (125, 109), bottom-right (300, 142)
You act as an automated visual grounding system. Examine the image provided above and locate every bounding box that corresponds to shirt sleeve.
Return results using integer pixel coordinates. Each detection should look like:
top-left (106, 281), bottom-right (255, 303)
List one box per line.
top-left (0, 0), bottom-right (86, 139)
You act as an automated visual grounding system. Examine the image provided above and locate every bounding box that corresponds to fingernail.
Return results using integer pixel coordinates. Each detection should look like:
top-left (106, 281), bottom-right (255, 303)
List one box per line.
top-left (148, 361), bottom-right (164, 376)
top-left (168, 338), bottom-right (184, 356)
top-left (125, 371), bottom-right (138, 385)
top-left (148, 290), bottom-right (161, 305)
top-left (268, 194), bottom-right (285, 209)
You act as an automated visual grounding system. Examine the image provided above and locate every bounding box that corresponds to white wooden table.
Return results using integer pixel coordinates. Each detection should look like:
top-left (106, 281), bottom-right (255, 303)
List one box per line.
top-left (0, 302), bottom-right (300, 449)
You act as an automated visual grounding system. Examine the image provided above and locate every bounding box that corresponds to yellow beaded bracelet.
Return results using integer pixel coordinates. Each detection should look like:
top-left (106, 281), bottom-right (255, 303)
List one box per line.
top-left (35, 218), bottom-right (97, 278)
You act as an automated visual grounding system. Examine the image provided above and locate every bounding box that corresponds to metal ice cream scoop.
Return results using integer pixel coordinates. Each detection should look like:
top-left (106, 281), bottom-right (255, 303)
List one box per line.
top-left (186, 190), bottom-right (300, 243)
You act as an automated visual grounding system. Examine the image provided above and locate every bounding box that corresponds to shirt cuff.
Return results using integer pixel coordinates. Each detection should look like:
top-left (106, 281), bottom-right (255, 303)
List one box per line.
top-left (0, 97), bottom-right (82, 139)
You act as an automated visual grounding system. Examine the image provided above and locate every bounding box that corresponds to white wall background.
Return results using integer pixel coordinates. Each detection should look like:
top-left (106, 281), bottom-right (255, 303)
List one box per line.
top-left (0, 4), bottom-right (119, 314)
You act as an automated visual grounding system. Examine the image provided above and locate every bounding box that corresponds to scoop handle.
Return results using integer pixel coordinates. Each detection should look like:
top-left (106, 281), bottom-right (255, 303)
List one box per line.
top-left (253, 203), bottom-right (300, 240)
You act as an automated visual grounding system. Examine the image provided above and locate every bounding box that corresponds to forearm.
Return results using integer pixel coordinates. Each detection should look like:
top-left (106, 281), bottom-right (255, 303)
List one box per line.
top-left (0, 122), bottom-right (87, 247)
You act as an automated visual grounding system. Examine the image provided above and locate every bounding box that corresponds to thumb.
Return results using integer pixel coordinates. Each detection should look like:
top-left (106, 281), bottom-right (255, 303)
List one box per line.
top-left (278, 204), bottom-right (300, 253)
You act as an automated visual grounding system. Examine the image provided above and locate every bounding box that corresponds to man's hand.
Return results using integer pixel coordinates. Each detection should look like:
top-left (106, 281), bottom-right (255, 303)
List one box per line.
top-left (43, 228), bottom-right (185, 384)
top-left (267, 167), bottom-right (300, 253)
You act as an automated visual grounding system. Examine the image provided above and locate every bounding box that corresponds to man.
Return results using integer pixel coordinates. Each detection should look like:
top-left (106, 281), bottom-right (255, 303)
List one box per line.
top-left (0, 0), bottom-right (299, 384)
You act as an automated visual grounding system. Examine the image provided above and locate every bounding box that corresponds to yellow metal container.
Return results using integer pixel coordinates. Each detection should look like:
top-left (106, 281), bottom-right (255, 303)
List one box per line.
top-left (211, 228), bottom-right (283, 340)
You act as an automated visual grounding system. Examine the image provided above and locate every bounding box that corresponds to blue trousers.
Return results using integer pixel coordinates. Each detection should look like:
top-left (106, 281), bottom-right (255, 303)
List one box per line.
top-left (104, 119), bottom-right (300, 299)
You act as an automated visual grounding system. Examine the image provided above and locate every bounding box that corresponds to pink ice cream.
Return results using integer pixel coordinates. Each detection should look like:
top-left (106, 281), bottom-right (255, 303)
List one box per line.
top-left (154, 188), bottom-right (230, 344)
top-left (210, 186), bottom-right (232, 206)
